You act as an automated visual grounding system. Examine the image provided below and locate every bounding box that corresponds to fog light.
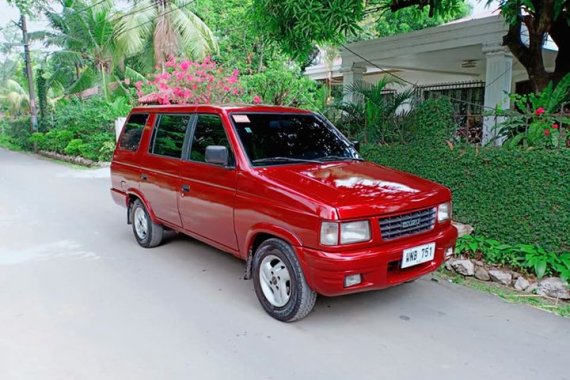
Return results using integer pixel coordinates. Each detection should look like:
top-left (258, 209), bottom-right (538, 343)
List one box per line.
top-left (344, 274), bottom-right (362, 288)
top-left (445, 247), bottom-right (454, 257)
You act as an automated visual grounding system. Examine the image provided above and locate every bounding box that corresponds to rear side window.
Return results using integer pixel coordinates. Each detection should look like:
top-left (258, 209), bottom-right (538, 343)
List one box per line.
top-left (150, 114), bottom-right (192, 158)
top-left (119, 114), bottom-right (148, 151)
top-left (189, 114), bottom-right (232, 163)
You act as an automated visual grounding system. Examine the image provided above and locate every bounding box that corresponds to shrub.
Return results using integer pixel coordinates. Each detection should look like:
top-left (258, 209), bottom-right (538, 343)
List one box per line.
top-left (362, 99), bottom-right (570, 253)
top-left (64, 139), bottom-right (85, 156)
top-left (456, 235), bottom-right (570, 281)
top-left (43, 129), bottom-right (74, 153)
top-left (496, 74), bottom-right (570, 149)
top-left (241, 61), bottom-right (320, 109)
top-left (3, 117), bottom-right (33, 150)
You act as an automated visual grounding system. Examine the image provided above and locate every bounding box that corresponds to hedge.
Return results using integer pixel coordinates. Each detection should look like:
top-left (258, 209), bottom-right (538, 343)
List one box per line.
top-left (362, 99), bottom-right (570, 253)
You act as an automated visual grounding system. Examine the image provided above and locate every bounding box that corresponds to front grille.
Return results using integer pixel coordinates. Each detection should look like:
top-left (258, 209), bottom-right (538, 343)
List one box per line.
top-left (379, 207), bottom-right (436, 240)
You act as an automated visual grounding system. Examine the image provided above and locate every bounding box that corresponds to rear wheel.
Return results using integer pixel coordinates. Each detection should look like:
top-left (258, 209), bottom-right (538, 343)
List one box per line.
top-left (131, 199), bottom-right (163, 248)
top-left (252, 238), bottom-right (317, 322)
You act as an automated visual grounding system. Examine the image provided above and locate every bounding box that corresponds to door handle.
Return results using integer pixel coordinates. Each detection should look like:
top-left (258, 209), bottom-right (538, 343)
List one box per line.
top-left (181, 184), bottom-right (190, 193)
top-left (140, 174), bottom-right (148, 181)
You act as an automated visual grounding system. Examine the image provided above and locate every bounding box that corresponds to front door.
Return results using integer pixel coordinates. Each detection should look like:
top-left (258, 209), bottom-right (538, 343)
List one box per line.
top-left (178, 113), bottom-right (238, 250)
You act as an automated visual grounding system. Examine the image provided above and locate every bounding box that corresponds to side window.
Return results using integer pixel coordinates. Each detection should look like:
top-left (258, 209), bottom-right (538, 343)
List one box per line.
top-left (150, 114), bottom-right (192, 158)
top-left (189, 114), bottom-right (232, 163)
top-left (119, 114), bottom-right (148, 151)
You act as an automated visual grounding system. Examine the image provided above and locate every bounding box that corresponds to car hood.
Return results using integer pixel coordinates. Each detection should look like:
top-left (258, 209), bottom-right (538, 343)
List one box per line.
top-left (257, 161), bottom-right (450, 219)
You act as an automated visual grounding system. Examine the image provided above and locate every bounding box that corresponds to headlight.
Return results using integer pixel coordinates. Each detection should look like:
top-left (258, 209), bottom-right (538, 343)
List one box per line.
top-left (320, 220), bottom-right (371, 245)
top-left (437, 202), bottom-right (451, 222)
top-left (340, 221), bottom-right (371, 244)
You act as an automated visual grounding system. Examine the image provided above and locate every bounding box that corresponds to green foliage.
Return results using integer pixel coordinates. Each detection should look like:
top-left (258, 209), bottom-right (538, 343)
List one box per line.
top-left (242, 61), bottom-right (320, 108)
top-left (41, 0), bottom-right (121, 99)
top-left (497, 74), bottom-right (570, 149)
top-left (252, 0), bottom-right (466, 59)
top-left (252, 0), bottom-right (364, 61)
top-left (195, 0), bottom-right (283, 73)
top-left (1, 117), bottom-right (32, 150)
top-left (456, 235), bottom-right (570, 281)
top-left (329, 78), bottom-right (419, 143)
top-left (372, 2), bottom-right (470, 37)
top-left (3, 96), bottom-right (124, 162)
top-left (64, 138), bottom-right (84, 156)
top-left (362, 99), bottom-right (570, 254)
top-left (0, 133), bottom-right (24, 151)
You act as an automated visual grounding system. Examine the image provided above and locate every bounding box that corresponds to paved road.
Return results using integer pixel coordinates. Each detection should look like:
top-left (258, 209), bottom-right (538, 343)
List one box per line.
top-left (0, 148), bottom-right (568, 380)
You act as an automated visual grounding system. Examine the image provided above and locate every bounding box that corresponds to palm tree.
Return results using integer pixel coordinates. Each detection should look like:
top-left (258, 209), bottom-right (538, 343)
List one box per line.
top-left (0, 79), bottom-right (29, 118)
top-left (338, 77), bottom-right (418, 144)
top-left (42, 0), bottom-right (124, 100)
top-left (115, 0), bottom-right (218, 69)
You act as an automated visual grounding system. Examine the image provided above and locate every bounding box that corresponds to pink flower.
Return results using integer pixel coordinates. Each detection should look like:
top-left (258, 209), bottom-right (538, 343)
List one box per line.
top-left (535, 107), bottom-right (545, 116)
top-left (180, 60), bottom-right (191, 71)
top-left (135, 81), bottom-right (143, 90)
top-left (552, 123), bottom-right (559, 129)
top-left (253, 95), bottom-right (262, 104)
top-left (544, 129), bottom-right (551, 136)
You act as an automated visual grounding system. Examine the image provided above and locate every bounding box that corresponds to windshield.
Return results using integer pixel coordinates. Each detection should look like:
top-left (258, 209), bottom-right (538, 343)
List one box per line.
top-left (231, 113), bottom-right (359, 166)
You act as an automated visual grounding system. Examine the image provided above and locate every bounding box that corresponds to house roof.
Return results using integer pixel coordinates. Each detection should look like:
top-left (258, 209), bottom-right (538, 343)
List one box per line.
top-left (305, 14), bottom-right (556, 81)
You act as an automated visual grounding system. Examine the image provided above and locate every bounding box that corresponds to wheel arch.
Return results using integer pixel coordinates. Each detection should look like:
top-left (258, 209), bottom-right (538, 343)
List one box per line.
top-left (125, 189), bottom-right (159, 224)
top-left (243, 225), bottom-right (303, 280)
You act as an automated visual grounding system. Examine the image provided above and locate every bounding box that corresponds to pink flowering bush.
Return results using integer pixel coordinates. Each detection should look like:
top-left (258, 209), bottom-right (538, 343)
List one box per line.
top-left (135, 57), bottom-right (261, 105)
top-left (496, 75), bottom-right (570, 149)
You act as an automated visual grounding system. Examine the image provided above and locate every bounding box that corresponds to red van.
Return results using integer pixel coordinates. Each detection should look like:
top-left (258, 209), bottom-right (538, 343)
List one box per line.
top-left (111, 104), bottom-right (457, 321)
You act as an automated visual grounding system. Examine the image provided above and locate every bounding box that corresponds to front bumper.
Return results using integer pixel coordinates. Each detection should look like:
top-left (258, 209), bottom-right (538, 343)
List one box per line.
top-left (296, 225), bottom-right (457, 296)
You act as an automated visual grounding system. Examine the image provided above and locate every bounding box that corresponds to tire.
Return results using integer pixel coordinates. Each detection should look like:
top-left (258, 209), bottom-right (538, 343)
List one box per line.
top-left (252, 238), bottom-right (317, 322)
top-left (130, 199), bottom-right (163, 248)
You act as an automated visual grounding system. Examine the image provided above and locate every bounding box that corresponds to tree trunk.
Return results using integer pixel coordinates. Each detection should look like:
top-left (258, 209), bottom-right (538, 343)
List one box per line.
top-left (19, 14), bottom-right (38, 135)
top-left (501, 3), bottom-right (569, 92)
top-left (548, 13), bottom-right (570, 86)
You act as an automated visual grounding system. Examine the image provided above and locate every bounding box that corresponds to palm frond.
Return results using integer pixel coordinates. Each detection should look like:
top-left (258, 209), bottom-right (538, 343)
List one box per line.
top-left (66, 66), bottom-right (98, 95)
top-left (115, 0), bottom-right (157, 58)
top-left (169, 2), bottom-right (219, 59)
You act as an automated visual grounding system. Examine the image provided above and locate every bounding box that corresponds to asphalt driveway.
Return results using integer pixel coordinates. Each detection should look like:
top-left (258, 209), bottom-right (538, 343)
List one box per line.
top-left (0, 148), bottom-right (568, 380)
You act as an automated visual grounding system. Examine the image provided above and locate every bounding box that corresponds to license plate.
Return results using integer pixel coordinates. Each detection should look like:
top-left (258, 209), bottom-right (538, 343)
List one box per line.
top-left (401, 243), bottom-right (436, 268)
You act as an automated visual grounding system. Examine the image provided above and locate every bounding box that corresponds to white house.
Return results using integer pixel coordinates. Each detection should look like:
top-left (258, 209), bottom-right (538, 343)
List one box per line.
top-left (304, 13), bottom-right (557, 144)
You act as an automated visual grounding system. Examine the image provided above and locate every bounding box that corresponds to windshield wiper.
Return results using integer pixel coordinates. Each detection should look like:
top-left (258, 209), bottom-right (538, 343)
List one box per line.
top-left (252, 157), bottom-right (323, 165)
top-left (316, 155), bottom-right (364, 162)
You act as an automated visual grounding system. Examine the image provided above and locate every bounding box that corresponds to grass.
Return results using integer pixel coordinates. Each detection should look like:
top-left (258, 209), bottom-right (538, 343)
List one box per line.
top-left (435, 269), bottom-right (570, 318)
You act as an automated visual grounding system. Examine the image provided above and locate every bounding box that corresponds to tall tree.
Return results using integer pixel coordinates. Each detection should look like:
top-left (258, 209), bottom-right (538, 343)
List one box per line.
top-left (252, 0), bottom-right (569, 92)
top-left (6, 0), bottom-right (44, 132)
top-left (115, 0), bottom-right (218, 69)
top-left (42, 0), bottom-right (124, 100)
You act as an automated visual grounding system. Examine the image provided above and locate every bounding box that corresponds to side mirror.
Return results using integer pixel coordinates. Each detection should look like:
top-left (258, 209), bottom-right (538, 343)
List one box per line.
top-left (205, 145), bottom-right (229, 166)
top-left (351, 140), bottom-right (360, 152)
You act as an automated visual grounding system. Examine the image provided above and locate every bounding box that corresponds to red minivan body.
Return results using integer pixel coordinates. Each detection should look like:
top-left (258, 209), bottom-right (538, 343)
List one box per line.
top-left (111, 104), bottom-right (457, 321)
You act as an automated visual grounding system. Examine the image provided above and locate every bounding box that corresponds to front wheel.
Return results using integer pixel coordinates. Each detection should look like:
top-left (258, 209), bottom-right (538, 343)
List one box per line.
top-left (252, 238), bottom-right (317, 322)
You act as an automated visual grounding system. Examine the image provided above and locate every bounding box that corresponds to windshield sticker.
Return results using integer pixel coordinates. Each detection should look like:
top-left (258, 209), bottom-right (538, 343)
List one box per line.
top-left (233, 115), bottom-right (250, 123)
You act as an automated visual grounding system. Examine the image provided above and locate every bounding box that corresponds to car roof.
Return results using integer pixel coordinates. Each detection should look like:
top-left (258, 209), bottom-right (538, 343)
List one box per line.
top-left (129, 104), bottom-right (314, 114)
